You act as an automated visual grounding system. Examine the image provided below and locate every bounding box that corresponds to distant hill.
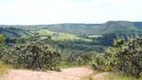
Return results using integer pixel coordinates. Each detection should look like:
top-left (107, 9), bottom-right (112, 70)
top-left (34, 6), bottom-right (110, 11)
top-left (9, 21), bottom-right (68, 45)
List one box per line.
top-left (0, 21), bottom-right (142, 38)
top-left (46, 23), bottom-right (101, 37)
top-left (0, 24), bottom-right (102, 37)
top-left (0, 27), bottom-right (29, 40)
top-left (46, 21), bottom-right (139, 36)
top-left (94, 21), bottom-right (138, 34)
top-left (132, 22), bottom-right (142, 29)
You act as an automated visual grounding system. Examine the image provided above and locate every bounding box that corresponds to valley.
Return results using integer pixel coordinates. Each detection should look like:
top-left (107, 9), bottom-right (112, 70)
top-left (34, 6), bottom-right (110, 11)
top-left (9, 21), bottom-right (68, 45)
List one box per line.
top-left (0, 21), bottom-right (142, 80)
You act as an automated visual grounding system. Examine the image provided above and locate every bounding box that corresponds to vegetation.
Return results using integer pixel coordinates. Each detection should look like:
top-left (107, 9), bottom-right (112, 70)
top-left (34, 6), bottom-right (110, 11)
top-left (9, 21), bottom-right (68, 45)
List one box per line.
top-left (105, 73), bottom-right (142, 80)
top-left (81, 74), bottom-right (94, 80)
top-left (0, 34), bottom-right (5, 48)
top-left (95, 21), bottom-right (137, 34)
top-left (2, 41), bottom-right (61, 71)
top-left (0, 34), bottom-right (7, 77)
top-left (91, 36), bottom-right (142, 79)
top-left (37, 29), bottom-right (91, 41)
top-left (46, 21), bottom-right (139, 37)
top-left (0, 21), bottom-right (142, 79)
top-left (0, 62), bottom-right (7, 77)
top-left (46, 23), bottom-right (100, 37)
top-left (114, 36), bottom-right (142, 78)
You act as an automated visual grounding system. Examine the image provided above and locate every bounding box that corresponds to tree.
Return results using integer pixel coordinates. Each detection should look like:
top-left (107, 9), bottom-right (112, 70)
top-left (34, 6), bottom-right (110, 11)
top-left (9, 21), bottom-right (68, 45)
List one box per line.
top-left (0, 34), bottom-right (5, 48)
top-left (113, 36), bottom-right (142, 78)
top-left (92, 36), bottom-right (142, 78)
top-left (9, 41), bottom-right (61, 70)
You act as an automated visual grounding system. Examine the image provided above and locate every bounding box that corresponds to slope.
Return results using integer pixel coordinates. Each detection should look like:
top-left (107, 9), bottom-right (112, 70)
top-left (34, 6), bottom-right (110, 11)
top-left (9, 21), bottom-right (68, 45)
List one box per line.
top-left (46, 23), bottom-right (101, 37)
top-left (37, 29), bottom-right (91, 41)
top-left (94, 21), bottom-right (138, 35)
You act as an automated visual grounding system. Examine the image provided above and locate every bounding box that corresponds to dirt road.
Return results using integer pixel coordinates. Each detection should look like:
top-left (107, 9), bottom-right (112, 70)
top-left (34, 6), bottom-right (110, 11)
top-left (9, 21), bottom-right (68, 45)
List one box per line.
top-left (2, 67), bottom-right (93, 80)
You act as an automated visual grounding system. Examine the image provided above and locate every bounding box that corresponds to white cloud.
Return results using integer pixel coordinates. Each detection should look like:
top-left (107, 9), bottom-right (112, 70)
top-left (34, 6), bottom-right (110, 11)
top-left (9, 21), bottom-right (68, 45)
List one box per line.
top-left (0, 0), bottom-right (141, 24)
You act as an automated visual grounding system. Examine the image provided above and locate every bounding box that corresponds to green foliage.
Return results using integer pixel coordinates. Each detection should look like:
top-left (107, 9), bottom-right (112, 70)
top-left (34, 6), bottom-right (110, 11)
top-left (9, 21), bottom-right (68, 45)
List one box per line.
top-left (91, 53), bottom-right (116, 72)
top-left (1, 21), bottom-right (141, 73)
top-left (59, 51), bottom-right (96, 68)
top-left (0, 27), bottom-right (29, 40)
top-left (0, 34), bottom-right (5, 48)
top-left (114, 36), bottom-right (142, 78)
top-left (0, 21), bottom-right (141, 38)
top-left (92, 36), bottom-right (142, 78)
top-left (96, 21), bottom-right (137, 35)
top-left (106, 72), bottom-right (141, 80)
top-left (46, 21), bottom-right (138, 37)
top-left (88, 35), bottom-right (102, 39)
top-left (46, 24), bottom-right (100, 37)
top-left (2, 42), bottom-right (61, 71)
top-left (0, 35), bottom-right (9, 77)
top-left (0, 61), bottom-right (7, 77)
top-left (37, 29), bottom-right (91, 41)
top-left (76, 56), bottom-right (85, 65)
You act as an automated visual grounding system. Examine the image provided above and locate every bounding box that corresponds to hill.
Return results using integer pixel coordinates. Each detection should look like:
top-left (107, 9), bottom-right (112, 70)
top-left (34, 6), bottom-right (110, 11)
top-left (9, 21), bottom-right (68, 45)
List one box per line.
top-left (94, 21), bottom-right (138, 35)
top-left (0, 24), bottom-right (102, 37)
top-left (40, 21), bottom-right (140, 36)
top-left (0, 21), bottom-right (142, 37)
top-left (0, 27), bottom-right (29, 39)
top-left (0, 21), bottom-right (141, 40)
top-left (132, 22), bottom-right (142, 29)
top-left (37, 29), bottom-right (91, 41)
top-left (46, 23), bottom-right (101, 37)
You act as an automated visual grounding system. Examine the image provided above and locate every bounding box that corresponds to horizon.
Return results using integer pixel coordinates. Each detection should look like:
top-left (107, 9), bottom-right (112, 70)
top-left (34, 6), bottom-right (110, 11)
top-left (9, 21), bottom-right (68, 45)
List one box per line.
top-left (0, 20), bottom-right (141, 25)
top-left (0, 0), bottom-right (142, 25)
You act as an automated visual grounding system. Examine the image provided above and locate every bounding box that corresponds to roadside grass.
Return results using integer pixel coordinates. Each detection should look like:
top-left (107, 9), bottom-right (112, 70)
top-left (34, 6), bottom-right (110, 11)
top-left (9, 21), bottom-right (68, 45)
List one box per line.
top-left (0, 62), bottom-right (12, 78)
top-left (81, 70), bottom-right (101, 80)
top-left (81, 74), bottom-right (94, 80)
top-left (0, 64), bottom-right (7, 77)
top-left (81, 71), bottom-right (142, 80)
top-left (106, 72), bottom-right (142, 80)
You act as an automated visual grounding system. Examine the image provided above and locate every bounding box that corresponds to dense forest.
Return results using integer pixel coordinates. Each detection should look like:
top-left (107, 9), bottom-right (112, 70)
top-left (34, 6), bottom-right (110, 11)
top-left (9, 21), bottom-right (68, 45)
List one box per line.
top-left (0, 21), bottom-right (142, 79)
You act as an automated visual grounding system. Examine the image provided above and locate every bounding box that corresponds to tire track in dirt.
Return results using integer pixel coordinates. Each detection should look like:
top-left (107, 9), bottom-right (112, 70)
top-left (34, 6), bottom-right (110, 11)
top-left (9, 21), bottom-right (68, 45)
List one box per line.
top-left (2, 67), bottom-right (93, 80)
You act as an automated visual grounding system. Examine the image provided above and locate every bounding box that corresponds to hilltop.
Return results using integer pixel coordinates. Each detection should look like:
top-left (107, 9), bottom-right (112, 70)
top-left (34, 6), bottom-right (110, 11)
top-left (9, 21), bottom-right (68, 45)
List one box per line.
top-left (94, 21), bottom-right (138, 34)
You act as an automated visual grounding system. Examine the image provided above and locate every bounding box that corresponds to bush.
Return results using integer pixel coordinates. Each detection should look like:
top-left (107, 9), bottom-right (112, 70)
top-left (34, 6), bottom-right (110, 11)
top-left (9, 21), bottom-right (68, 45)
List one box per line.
top-left (2, 42), bottom-right (61, 71)
top-left (91, 36), bottom-right (142, 78)
top-left (114, 36), bottom-right (142, 78)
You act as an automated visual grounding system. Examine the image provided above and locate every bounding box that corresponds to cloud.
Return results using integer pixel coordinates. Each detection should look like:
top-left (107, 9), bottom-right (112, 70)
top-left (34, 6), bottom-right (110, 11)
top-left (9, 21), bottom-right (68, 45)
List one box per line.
top-left (0, 0), bottom-right (141, 24)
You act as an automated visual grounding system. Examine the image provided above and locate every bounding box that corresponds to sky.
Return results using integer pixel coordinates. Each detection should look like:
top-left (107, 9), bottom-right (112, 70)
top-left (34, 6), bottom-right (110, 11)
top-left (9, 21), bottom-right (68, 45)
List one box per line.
top-left (0, 0), bottom-right (141, 25)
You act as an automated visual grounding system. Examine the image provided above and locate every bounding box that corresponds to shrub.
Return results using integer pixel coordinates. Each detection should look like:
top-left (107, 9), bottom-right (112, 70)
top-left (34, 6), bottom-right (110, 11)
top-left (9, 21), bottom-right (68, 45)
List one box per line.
top-left (2, 42), bottom-right (61, 71)
top-left (92, 36), bottom-right (142, 78)
top-left (114, 36), bottom-right (142, 78)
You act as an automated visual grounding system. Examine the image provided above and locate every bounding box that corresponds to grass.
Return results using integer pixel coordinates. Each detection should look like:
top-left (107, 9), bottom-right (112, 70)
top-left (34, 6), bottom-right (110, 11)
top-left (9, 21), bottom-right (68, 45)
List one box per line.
top-left (37, 29), bottom-right (92, 41)
top-left (106, 72), bottom-right (142, 80)
top-left (0, 61), bottom-right (12, 79)
top-left (0, 64), bottom-right (7, 77)
top-left (81, 74), bottom-right (94, 80)
top-left (88, 35), bottom-right (102, 39)
top-left (37, 29), bottom-right (54, 35)
top-left (81, 69), bottom-right (101, 80)
top-left (0, 63), bottom-right (12, 79)
top-left (81, 71), bottom-right (142, 80)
